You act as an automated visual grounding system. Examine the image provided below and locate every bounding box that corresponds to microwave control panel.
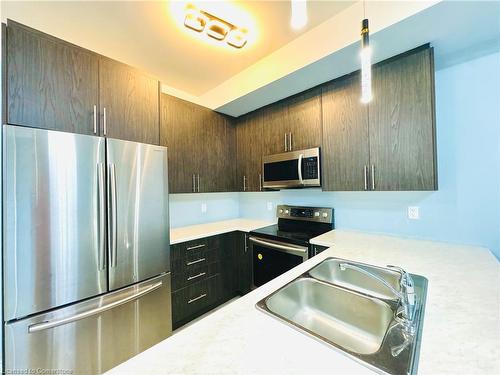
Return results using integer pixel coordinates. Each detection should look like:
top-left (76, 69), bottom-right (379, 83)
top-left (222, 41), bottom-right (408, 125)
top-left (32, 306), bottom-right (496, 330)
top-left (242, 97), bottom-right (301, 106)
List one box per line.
top-left (302, 157), bottom-right (319, 179)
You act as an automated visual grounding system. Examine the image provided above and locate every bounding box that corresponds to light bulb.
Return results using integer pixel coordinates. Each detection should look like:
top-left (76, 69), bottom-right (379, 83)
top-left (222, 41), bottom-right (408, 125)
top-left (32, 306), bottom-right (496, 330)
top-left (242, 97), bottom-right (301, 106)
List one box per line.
top-left (291, 0), bottom-right (307, 30)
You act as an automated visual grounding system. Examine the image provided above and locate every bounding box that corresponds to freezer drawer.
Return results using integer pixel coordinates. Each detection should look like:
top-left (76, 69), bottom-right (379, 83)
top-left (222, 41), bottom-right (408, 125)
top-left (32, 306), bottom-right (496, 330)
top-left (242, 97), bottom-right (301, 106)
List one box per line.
top-left (3, 125), bottom-right (107, 321)
top-left (5, 273), bottom-right (172, 375)
top-left (106, 138), bottom-right (170, 291)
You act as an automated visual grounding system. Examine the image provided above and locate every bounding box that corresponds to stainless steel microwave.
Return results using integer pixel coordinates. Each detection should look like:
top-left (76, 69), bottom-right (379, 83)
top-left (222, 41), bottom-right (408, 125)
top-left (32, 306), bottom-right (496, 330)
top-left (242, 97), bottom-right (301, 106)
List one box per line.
top-left (262, 147), bottom-right (321, 189)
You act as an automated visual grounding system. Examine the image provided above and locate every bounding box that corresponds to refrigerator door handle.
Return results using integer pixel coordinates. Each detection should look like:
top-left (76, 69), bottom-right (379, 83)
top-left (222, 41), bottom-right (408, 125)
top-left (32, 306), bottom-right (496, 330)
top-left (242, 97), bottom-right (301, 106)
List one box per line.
top-left (97, 163), bottom-right (106, 270)
top-left (108, 163), bottom-right (118, 268)
top-left (27, 281), bottom-right (163, 333)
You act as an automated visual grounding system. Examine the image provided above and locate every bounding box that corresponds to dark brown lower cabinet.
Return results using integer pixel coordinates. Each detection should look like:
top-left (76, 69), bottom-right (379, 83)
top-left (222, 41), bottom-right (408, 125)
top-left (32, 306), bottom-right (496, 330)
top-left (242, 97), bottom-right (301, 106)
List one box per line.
top-left (171, 232), bottom-right (251, 330)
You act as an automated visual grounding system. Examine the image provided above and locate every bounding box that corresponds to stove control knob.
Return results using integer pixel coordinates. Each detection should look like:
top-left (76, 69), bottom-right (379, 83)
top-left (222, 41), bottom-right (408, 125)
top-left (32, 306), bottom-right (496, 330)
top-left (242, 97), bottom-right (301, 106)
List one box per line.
top-left (314, 212), bottom-right (320, 217)
top-left (322, 212), bottom-right (328, 218)
top-left (285, 209), bottom-right (289, 214)
top-left (279, 209), bottom-right (284, 214)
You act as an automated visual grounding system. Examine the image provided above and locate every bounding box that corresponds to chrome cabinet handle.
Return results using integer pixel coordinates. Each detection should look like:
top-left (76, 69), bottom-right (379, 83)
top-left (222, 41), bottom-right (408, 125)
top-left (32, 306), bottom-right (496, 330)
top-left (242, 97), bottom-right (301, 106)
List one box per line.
top-left (243, 175), bottom-right (247, 191)
top-left (28, 281), bottom-right (163, 333)
top-left (187, 244), bottom-right (205, 251)
top-left (103, 107), bottom-right (107, 136)
top-left (188, 293), bottom-right (207, 304)
top-left (186, 258), bottom-right (206, 266)
top-left (259, 173), bottom-right (262, 191)
top-left (371, 164), bottom-right (376, 190)
top-left (187, 272), bottom-right (206, 281)
top-left (192, 174), bottom-right (195, 193)
top-left (244, 234), bottom-right (248, 254)
top-left (197, 174), bottom-right (200, 193)
top-left (97, 163), bottom-right (106, 270)
top-left (364, 165), bottom-right (368, 191)
top-left (108, 163), bottom-right (117, 268)
top-left (289, 132), bottom-right (292, 151)
top-left (284, 133), bottom-right (288, 152)
top-left (93, 105), bottom-right (97, 134)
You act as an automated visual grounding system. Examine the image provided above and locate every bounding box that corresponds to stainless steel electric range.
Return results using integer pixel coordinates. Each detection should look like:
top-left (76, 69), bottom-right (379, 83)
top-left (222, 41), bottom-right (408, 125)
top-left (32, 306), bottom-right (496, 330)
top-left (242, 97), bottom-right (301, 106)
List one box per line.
top-left (249, 205), bottom-right (334, 287)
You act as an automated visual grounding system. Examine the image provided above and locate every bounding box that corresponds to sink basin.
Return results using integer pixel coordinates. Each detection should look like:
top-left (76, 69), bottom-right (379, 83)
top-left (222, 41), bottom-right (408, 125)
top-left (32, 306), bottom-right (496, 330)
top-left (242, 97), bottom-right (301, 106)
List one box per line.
top-left (309, 258), bottom-right (401, 300)
top-left (263, 278), bottom-right (393, 355)
top-left (256, 257), bottom-right (428, 375)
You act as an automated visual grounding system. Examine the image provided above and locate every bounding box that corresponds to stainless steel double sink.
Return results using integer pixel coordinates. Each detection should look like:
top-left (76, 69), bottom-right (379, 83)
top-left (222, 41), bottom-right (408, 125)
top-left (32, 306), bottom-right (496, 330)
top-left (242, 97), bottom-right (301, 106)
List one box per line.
top-left (256, 257), bottom-right (428, 374)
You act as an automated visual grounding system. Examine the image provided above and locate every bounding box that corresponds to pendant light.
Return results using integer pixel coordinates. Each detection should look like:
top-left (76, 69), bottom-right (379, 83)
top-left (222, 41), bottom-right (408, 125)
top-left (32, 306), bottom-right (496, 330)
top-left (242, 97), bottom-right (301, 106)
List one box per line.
top-left (360, 1), bottom-right (372, 103)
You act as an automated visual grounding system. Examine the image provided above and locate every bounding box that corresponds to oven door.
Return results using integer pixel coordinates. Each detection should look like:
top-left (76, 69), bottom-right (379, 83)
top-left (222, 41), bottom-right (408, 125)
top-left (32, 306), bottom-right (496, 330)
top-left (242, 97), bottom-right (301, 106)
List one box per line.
top-left (262, 148), bottom-right (321, 189)
top-left (249, 236), bottom-right (309, 287)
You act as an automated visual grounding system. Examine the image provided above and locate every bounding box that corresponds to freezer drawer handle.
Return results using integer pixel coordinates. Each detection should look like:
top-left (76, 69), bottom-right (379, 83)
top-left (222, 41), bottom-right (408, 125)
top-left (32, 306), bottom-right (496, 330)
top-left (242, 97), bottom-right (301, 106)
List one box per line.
top-left (187, 272), bottom-right (206, 281)
top-left (188, 293), bottom-right (207, 304)
top-left (186, 244), bottom-right (205, 251)
top-left (27, 281), bottom-right (163, 334)
top-left (186, 258), bottom-right (206, 266)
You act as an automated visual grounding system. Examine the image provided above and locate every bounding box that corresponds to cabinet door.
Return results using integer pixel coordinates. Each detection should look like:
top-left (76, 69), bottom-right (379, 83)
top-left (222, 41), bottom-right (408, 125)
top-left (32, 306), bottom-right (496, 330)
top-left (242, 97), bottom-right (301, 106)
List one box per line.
top-left (322, 74), bottom-right (370, 191)
top-left (262, 102), bottom-right (289, 156)
top-left (287, 89), bottom-right (322, 151)
top-left (236, 232), bottom-right (252, 295)
top-left (6, 21), bottom-right (98, 135)
top-left (369, 47), bottom-right (437, 191)
top-left (236, 111), bottom-right (263, 192)
top-left (160, 94), bottom-right (199, 193)
top-left (99, 57), bottom-right (159, 145)
top-left (219, 233), bottom-right (238, 302)
top-left (200, 111), bottom-right (236, 192)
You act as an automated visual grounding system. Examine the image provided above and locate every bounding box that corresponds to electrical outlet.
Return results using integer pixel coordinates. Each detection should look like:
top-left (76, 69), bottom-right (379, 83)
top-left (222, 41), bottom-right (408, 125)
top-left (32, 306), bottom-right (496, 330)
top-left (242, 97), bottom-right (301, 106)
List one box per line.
top-left (408, 206), bottom-right (420, 220)
top-left (201, 203), bottom-right (207, 214)
top-left (267, 202), bottom-right (273, 211)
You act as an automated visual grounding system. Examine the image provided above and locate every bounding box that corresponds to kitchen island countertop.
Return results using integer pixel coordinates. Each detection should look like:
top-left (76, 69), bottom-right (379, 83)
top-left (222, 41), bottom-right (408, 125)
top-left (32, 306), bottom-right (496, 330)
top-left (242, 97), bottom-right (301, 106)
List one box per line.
top-left (108, 230), bottom-right (499, 375)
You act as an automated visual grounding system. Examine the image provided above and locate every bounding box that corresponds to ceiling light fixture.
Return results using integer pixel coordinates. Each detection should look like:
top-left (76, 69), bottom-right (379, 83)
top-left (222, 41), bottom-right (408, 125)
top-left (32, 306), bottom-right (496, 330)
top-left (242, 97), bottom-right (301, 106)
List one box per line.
top-left (184, 6), bottom-right (207, 32)
top-left (360, 1), bottom-right (372, 103)
top-left (183, 5), bottom-right (248, 49)
top-left (226, 28), bottom-right (248, 49)
top-left (291, 0), bottom-right (307, 30)
top-left (206, 19), bottom-right (229, 40)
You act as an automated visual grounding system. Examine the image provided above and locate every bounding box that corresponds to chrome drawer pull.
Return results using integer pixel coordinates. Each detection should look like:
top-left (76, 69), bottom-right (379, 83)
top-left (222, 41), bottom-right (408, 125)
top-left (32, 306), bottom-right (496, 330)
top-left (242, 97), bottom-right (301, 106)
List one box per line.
top-left (186, 258), bottom-right (206, 266)
top-left (187, 272), bottom-right (206, 281)
top-left (188, 293), bottom-right (207, 304)
top-left (186, 244), bottom-right (205, 251)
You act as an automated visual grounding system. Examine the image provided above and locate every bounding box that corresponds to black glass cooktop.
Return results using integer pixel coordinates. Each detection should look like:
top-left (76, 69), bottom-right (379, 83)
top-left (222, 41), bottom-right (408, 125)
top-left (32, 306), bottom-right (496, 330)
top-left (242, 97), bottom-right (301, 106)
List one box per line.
top-left (250, 219), bottom-right (333, 247)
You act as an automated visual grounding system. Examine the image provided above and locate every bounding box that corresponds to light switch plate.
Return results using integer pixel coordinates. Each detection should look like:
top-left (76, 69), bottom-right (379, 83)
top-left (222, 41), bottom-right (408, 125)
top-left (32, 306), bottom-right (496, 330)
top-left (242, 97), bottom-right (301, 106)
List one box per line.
top-left (201, 203), bottom-right (207, 214)
top-left (408, 206), bottom-right (420, 220)
top-left (267, 202), bottom-right (273, 211)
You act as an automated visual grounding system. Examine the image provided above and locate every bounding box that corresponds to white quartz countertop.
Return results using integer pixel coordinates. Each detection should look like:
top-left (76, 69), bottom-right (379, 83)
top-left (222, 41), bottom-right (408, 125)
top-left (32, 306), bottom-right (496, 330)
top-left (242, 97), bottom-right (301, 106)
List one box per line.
top-left (170, 218), bottom-right (274, 244)
top-left (108, 230), bottom-right (500, 375)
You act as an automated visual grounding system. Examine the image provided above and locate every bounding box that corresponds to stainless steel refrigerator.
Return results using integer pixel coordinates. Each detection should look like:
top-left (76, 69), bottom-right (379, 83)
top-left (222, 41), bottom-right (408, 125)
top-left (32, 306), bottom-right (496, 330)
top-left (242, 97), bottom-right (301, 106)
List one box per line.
top-left (2, 125), bottom-right (172, 374)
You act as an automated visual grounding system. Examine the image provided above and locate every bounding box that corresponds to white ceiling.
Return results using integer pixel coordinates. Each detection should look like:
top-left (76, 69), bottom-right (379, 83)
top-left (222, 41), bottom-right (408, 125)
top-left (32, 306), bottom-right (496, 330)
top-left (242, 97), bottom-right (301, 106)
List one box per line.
top-left (0, 0), bottom-right (354, 96)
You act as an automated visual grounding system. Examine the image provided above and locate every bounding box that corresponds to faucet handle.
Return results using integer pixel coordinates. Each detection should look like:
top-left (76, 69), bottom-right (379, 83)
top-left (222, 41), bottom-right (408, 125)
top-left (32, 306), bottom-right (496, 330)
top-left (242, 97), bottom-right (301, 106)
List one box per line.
top-left (387, 265), bottom-right (416, 306)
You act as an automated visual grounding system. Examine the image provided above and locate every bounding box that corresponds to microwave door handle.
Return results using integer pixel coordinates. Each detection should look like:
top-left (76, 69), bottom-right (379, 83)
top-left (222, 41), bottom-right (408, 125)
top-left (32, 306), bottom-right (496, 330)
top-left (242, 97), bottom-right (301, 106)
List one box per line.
top-left (298, 154), bottom-right (304, 185)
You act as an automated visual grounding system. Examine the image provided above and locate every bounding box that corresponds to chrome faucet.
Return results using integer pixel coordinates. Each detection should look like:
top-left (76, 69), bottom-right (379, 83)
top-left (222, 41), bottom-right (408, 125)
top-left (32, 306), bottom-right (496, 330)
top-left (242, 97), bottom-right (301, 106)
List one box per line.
top-left (338, 263), bottom-right (417, 327)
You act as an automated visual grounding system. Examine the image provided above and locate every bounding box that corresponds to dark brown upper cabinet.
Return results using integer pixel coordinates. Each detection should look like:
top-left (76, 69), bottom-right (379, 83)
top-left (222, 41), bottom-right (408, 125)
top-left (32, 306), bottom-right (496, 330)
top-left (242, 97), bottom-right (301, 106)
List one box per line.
top-left (5, 20), bottom-right (160, 145)
top-left (286, 88), bottom-right (322, 151)
top-left (6, 20), bottom-right (99, 135)
top-left (262, 102), bottom-right (288, 156)
top-left (321, 45), bottom-right (437, 191)
top-left (160, 94), bottom-right (200, 193)
top-left (322, 73), bottom-right (370, 191)
top-left (160, 94), bottom-right (236, 193)
top-left (262, 89), bottom-right (322, 156)
top-left (99, 57), bottom-right (160, 145)
top-left (369, 47), bottom-right (437, 191)
top-left (236, 111), bottom-right (263, 192)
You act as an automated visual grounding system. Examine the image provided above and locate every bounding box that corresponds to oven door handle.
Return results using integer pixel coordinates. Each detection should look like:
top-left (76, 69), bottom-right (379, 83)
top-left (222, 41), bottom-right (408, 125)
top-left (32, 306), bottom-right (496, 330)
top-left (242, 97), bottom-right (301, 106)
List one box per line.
top-left (249, 236), bottom-right (308, 259)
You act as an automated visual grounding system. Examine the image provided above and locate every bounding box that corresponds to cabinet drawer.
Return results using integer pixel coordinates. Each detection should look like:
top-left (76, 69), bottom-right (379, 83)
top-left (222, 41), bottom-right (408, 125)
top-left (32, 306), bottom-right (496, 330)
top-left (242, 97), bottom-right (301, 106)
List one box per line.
top-left (172, 260), bottom-right (220, 291)
top-left (172, 275), bottom-right (220, 325)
